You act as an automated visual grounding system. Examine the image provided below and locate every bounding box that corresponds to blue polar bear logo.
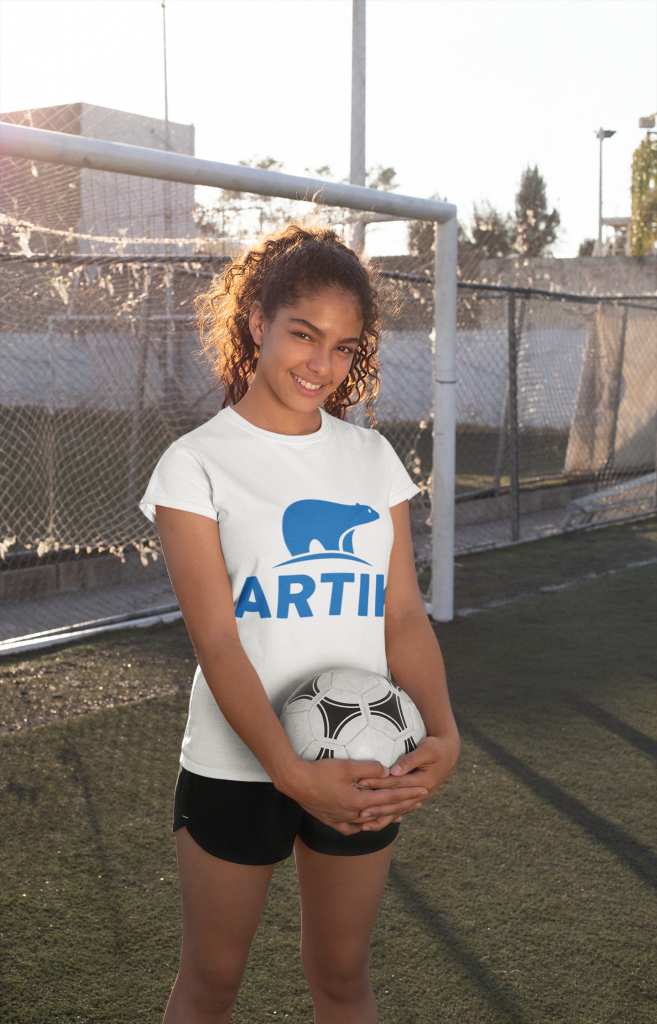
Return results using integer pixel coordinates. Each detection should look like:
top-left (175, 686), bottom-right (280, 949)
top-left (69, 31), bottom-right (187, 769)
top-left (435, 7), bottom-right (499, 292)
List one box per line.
top-left (276, 499), bottom-right (380, 566)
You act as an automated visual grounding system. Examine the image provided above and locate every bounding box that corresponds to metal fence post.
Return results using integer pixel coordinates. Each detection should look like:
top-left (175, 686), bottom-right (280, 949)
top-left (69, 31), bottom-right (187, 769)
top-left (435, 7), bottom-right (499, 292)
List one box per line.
top-left (431, 215), bottom-right (458, 622)
top-left (164, 265), bottom-right (181, 415)
top-left (604, 304), bottom-right (629, 477)
top-left (493, 379), bottom-right (509, 497)
top-left (507, 293), bottom-right (520, 541)
top-left (125, 268), bottom-right (150, 538)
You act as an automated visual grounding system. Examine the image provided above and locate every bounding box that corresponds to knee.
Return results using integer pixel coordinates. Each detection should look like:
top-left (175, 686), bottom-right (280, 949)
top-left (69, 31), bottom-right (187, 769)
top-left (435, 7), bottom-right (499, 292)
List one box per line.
top-left (180, 957), bottom-right (244, 1015)
top-left (302, 945), bottom-right (370, 1003)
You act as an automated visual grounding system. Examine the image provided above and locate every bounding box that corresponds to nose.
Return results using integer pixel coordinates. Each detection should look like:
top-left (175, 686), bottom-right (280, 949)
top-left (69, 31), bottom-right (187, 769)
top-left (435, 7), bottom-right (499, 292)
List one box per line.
top-left (306, 343), bottom-right (332, 380)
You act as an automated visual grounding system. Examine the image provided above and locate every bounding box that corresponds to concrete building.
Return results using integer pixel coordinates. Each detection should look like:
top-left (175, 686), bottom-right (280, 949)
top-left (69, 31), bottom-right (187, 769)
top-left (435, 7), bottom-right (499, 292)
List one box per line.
top-left (0, 102), bottom-right (195, 254)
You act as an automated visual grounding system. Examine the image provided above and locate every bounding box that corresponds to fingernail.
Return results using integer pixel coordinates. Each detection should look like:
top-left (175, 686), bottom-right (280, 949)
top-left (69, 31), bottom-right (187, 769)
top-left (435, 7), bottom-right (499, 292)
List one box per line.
top-left (361, 812), bottom-right (373, 818)
top-left (395, 817), bottom-right (402, 823)
top-left (414, 803), bottom-right (422, 810)
top-left (390, 765), bottom-right (403, 775)
top-left (362, 826), bottom-right (372, 831)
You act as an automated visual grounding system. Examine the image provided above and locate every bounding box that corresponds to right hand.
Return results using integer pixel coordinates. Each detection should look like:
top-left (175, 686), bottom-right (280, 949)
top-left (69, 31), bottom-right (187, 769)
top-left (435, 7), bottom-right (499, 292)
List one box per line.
top-left (280, 757), bottom-right (428, 835)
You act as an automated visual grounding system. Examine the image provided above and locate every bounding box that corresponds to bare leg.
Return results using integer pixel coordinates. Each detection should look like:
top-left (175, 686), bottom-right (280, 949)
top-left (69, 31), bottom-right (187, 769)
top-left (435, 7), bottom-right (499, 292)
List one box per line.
top-left (163, 828), bottom-right (275, 1024)
top-left (295, 837), bottom-right (394, 1024)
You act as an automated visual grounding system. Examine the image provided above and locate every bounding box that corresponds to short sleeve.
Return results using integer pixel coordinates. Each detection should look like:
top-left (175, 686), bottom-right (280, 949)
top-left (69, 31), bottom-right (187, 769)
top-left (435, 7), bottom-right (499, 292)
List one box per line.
top-left (139, 443), bottom-right (218, 525)
top-left (381, 436), bottom-right (422, 507)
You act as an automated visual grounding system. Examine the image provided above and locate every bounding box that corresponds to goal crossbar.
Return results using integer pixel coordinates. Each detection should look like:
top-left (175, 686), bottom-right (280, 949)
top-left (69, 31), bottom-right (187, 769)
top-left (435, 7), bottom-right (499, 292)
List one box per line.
top-left (0, 123), bottom-right (455, 223)
top-left (0, 121), bottom-right (457, 622)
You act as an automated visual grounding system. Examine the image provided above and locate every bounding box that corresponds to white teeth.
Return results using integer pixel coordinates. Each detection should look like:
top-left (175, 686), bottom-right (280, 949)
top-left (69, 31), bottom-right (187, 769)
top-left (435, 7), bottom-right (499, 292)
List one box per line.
top-left (292, 373), bottom-right (322, 391)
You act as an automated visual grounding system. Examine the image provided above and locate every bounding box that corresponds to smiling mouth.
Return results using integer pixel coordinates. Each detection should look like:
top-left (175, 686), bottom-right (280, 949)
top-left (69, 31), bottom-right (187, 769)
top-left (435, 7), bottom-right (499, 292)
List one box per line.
top-left (291, 372), bottom-right (325, 392)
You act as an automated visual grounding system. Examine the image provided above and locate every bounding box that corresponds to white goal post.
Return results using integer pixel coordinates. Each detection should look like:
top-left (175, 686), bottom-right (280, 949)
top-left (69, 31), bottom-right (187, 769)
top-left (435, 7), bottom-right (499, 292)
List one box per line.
top-left (0, 121), bottom-right (458, 621)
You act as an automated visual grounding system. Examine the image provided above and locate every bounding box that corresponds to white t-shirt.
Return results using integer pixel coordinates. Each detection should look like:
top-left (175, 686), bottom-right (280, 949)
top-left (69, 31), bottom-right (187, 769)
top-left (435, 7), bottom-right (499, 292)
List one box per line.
top-left (140, 406), bottom-right (420, 782)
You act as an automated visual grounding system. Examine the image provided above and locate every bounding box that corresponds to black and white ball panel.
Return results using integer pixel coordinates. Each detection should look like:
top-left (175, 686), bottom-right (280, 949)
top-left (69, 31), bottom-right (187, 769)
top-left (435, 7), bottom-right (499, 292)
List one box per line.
top-left (280, 667), bottom-right (426, 768)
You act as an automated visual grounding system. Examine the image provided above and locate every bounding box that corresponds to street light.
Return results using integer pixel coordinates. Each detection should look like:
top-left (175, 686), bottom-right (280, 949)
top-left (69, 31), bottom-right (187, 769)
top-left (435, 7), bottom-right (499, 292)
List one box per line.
top-left (595, 127), bottom-right (616, 256)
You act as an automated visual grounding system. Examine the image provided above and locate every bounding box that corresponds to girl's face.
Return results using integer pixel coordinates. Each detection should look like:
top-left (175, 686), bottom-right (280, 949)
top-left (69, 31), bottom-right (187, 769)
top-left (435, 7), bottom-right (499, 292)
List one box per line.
top-left (244, 287), bottom-right (364, 432)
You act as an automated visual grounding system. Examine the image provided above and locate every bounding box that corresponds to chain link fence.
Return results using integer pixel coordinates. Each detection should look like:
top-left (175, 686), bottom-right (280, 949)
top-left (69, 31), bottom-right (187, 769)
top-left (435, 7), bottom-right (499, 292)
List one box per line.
top-left (2, 249), bottom-right (655, 645)
top-left (372, 268), bottom-right (657, 589)
top-left (1, 111), bottom-right (656, 645)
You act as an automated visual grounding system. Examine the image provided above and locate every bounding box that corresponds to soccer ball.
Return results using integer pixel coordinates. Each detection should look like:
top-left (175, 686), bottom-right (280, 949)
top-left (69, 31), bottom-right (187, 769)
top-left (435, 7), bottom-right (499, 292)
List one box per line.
top-left (280, 667), bottom-right (426, 768)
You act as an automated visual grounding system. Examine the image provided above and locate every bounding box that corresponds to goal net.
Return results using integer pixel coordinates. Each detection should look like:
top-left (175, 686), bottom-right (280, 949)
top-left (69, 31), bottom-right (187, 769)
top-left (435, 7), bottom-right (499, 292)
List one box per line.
top-left (1, 105), bottom-right (656, 649)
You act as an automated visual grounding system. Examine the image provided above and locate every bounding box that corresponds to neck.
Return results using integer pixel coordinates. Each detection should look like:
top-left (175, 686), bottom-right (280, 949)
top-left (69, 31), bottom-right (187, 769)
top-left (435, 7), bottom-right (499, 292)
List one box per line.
top-left (233, 379), bottom-right (323, 436)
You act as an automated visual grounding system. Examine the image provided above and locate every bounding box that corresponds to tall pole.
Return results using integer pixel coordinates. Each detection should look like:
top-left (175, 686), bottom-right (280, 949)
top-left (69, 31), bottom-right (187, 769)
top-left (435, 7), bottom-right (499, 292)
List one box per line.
top-left (161, 1), bottom-right (171, 251)
top-left (350, 0), bottom-right (366, 254)
top-left (431, 216), bottom-right (458, 622)
top-left (161, 1), bottom-right (169, 127)
top-left (597, 128), bottom-right (603, 255)
top-left (595, 127), bottom-right (616, 256)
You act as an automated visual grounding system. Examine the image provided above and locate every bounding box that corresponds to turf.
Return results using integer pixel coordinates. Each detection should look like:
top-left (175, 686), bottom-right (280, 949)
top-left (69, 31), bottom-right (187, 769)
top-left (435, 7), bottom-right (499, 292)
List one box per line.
top-left (1, 521), bottom-right (656, 1022)
top-left (453, 516), bottom-right (657, 610)
top-left (0, 621), bottom-right (195, 735)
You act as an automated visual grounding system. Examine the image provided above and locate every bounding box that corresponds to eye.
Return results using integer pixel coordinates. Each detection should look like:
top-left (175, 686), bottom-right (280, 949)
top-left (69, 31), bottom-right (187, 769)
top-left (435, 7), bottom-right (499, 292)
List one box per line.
top-left (292, 331), bottom-right (312, 341)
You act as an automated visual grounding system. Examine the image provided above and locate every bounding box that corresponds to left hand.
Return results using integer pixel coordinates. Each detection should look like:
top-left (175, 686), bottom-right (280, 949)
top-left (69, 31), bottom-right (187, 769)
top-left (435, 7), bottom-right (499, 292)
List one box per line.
top-left (350, 733), bottom-right (460, 831)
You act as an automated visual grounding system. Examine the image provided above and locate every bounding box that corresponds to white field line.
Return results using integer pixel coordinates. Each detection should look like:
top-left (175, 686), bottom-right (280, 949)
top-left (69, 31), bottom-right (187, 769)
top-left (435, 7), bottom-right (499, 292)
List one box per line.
top-left (454, 557), bottom-right (657, 618)
top-left (0, 609), bottom-right (183, 657)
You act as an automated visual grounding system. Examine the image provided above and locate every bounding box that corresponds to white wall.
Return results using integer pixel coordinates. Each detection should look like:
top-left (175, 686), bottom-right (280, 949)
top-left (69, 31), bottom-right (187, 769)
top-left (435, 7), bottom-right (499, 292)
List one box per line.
top-left (377, 328), bottom-right (589, 429)
top-left (0, 329), bottom-right (219, 418)
top-left (78, 104), bottom-right (195, 255)
top-left (0, 326), bottom-right (589, 432)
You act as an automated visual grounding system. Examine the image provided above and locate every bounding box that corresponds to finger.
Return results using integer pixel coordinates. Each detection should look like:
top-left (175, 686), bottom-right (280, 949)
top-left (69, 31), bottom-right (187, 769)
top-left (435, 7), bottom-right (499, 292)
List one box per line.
top-left (360, 798), bottom-right (424, 820)
top-left (353, 785), bottom-right (427, 810)
top-left (348, 759), bottom-right (390, 784)
top-left (361, 817), bottom-right (395, 832)
top-left (340, 786), bottom-right (426, 824)
top-left (361, 810), bottom-right (407, 831)
top-left (346, 801), bottom-right (411, 825)
top-left (310, 812), bottom-right (364, 835)
top-left (333, 821), bottom-right (363, 835)
top-left (390, 747), bottom-right (428, 776)
top-left (356, 775), bottom-right (430, 791)
top-left (352, 790), bottom-right (425, 815)
top-left (361, 796), bottom-right (424, 816)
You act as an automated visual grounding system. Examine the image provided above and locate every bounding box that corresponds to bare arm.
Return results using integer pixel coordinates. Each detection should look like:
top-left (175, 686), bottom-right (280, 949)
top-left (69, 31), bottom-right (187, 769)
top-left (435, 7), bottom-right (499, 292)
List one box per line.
top-left (155, 506), bottom-right (428, 834)
top-left (356, 500), bottom-right (460, 819)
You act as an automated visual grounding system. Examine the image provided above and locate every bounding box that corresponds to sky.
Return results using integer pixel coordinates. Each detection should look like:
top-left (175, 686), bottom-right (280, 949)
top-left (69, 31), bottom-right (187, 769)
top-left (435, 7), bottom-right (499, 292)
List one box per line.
top-left (1, 0), bottom-right (656, 257)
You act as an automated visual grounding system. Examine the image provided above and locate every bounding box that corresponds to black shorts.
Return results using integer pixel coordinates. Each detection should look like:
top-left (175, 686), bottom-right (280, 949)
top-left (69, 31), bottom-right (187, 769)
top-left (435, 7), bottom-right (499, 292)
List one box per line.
top-left (173, 766), bottom-right (400, 865)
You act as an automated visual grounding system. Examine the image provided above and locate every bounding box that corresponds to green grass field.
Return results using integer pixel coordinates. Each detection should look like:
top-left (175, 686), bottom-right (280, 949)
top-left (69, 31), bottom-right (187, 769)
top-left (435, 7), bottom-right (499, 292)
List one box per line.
top-left (1, 519), bottom-right (656, 1023)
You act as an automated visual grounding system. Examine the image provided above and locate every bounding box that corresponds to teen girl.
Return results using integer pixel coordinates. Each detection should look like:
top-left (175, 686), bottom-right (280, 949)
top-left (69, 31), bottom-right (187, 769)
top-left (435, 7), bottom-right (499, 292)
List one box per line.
top-left (140, 224), bottom-right (460, 1023)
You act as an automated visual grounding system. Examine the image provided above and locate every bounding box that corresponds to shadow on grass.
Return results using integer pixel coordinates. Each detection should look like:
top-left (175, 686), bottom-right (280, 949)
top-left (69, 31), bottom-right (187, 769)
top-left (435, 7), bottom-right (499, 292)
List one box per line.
top-left (459, 719), bottom-right (657, 891)
top-left (565, 695), bottom-right (657, 761)
top-left (57, 736), bottom-right (128, 958)
top-left (388, 863), bottom-right (527, 1024)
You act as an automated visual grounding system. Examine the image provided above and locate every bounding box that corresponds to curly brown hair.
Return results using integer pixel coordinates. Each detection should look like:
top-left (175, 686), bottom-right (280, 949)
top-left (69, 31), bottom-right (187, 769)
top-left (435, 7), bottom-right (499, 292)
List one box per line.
top-left (196, 222), bottom-right (381, 424)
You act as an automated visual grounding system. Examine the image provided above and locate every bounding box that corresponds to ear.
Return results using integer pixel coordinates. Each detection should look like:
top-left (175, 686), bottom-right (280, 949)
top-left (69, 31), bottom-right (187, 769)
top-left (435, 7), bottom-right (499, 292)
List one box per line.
top-left (249, 301), bottom-right (265, 348)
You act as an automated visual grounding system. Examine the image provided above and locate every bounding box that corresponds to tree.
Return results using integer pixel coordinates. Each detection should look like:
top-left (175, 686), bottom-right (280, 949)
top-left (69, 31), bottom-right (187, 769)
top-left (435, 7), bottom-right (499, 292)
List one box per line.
top-left (629, 133), bottom-right (657, 257)
top-left (194, 156), bottom-right (322, 249)
top-left (407, 217), bottom-right (435, 257)
top-left (194, 158), bottom-right (399, 252)
top-left (578, 238), bottom-right (595, 257)
top-left (471, 201), bottom-right (515, 257)
top-left (408, 169), bottom-right (559, 269)
top-left (407, 193), bottom-right (454, 259)
top-left (514, 165), bottom-right (560, 256)
top-left (366, 164), bottom-right (398, 191)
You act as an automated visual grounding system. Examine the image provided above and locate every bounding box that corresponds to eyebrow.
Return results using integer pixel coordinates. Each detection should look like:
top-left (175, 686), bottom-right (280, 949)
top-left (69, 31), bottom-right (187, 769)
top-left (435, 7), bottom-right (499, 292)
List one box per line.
top-left (288, 317), bottom-right (359, 345)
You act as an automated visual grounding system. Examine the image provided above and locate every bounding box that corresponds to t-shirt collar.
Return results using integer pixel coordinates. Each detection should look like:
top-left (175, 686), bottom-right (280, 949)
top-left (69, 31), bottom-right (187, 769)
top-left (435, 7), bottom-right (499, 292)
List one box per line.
top-left (225, 406), bottom-right (331, 445)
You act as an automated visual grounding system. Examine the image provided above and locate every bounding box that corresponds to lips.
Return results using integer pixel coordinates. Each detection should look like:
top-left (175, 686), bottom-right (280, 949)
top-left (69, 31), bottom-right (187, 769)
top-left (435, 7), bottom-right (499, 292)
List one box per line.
top-left (291, 372), bottom-right (325, 393)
